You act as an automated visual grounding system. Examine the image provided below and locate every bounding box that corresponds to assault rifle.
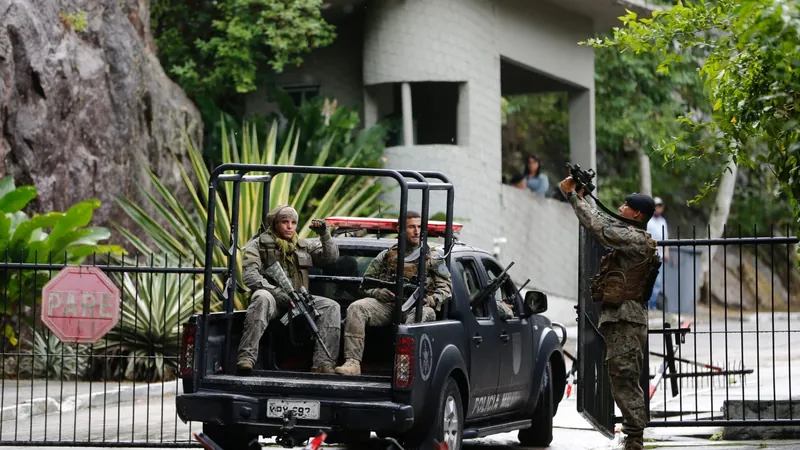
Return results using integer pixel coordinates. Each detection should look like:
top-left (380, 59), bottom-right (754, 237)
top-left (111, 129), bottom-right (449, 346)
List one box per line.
top-left (469, 261), bottom-right (514, 306)
top-left (265, 262), bottom-right (333, 360)
top-left (565, 162), bottom-right (646, 230)
top-left (361, 276), bottom-right (423, 313)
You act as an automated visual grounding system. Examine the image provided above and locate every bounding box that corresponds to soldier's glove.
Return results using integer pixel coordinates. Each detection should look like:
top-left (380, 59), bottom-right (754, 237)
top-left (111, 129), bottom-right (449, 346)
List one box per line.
top-left (309, 219), bottom-right (328, 236)
top-left (370, 288), bottom-right (395, 303)
top-left (272, 290), bottom-right (292, 305)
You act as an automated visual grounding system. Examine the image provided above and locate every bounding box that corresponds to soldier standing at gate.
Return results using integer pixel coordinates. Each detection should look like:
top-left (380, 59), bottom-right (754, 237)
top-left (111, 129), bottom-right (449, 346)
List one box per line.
top-left (236, 204), bottom-right (341, 375)
top-left (559, 177), bottom-right (660, 450)
top-left (335, 211), bottom-right (452, 375)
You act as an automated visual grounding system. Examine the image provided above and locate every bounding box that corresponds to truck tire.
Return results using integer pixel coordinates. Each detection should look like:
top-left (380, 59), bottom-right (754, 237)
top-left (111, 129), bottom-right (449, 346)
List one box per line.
top-left (518, 361), bottom-right (554, 447)
top-left (405, 377), bottom-right (464, 450)
top-left (202, 423), bottom-right (259, 450)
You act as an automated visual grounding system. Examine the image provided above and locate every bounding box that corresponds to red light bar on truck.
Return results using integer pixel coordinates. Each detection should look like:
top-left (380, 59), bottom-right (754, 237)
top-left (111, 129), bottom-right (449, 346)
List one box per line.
top-left (325, 217), bottom-right (463, 237)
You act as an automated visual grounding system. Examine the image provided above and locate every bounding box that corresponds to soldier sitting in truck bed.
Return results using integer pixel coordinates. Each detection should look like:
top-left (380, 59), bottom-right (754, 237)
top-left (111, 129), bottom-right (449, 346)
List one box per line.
top-left (335, 211), bottom-right (453, 375)
top-left (236, 205), bottom-right (342, 375)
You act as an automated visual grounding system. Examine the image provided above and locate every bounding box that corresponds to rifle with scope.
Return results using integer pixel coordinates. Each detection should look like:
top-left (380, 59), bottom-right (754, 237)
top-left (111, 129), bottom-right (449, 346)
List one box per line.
top-left (265, 262), bottom-right (333, 360)
top-left (564, 162), bottom-right (645, 229)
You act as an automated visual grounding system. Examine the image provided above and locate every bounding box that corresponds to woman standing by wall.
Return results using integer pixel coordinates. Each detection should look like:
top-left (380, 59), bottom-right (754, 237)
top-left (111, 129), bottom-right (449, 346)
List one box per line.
top-left (521, 154), bottom-right (550, 198)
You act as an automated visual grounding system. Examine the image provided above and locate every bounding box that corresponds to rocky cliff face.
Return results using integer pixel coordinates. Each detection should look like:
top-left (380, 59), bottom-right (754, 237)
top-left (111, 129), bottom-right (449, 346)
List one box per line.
top-left (0, 0), bottom-right (201, 242)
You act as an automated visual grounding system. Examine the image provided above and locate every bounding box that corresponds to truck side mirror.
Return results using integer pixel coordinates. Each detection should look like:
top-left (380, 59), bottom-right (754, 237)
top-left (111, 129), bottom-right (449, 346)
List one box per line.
top-left (522, 290), bottom-right (547, 317)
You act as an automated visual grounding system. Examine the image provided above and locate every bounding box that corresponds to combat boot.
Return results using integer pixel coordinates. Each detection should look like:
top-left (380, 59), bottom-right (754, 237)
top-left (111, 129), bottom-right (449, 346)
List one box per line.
top-left (334, 359), bottom-right (361, 375)
top-left (311, 365), bottom-right (336, 374)
top-left (622, 435), bottom-right (643, 450)
top-left (237, 359), bottom-right (253, 376)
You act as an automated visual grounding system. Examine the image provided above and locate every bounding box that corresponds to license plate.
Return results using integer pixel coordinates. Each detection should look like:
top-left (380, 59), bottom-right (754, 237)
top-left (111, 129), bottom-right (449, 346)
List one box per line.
top-left (266, 399), bottom-right (320, 420)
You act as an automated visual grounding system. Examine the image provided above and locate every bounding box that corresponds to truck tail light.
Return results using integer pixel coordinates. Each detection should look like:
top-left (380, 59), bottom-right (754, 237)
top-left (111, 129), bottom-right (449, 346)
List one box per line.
top-left (180, 323), bottom-right (196, 378)
top-left (394, 336), bottom-right (415, 388)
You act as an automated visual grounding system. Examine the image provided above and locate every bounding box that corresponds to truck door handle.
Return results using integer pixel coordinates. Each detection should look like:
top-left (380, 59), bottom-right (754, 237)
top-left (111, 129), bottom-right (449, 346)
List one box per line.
top-left (499, 332), bottom-right (510, 343)
top-left (472, 334), bottom-right (483, 344)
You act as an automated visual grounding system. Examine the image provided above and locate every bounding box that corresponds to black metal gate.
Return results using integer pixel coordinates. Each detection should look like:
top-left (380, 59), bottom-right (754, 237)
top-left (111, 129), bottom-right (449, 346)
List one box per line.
top-left (577, 225), bottom-right (800, 435)
top-left (0, 255), bottom-right (223, 447)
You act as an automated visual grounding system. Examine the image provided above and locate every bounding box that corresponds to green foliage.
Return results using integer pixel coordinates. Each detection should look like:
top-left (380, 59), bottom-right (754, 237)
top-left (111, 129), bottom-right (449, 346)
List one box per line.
top-left (18, 330), bottom-right (90, 380)
top-left (0, 176), bottom-right (123, 345)
top-left (501, 93), bottom-right (570, 183)
top-left (59, 10), bottom-right (87, 32)
top-left (584, 0), bottom-right (800, 230)
top-left (265, 88), bottom-right (392, 170)
top-left (116, 116), bottom-right (385, 311)
top-left (153, 0), bottom-right (335, 97)
top-left (93, 261), bottom-right (203, 382)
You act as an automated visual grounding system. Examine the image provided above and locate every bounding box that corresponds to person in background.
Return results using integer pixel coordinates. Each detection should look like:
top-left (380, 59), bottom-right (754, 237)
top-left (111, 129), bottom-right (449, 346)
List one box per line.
top-left (522, 154), bottom-right (549, 198)
top-left (510, 173), bottom-right (527, 190)
top-left (647, 197), bottom-right (670, 310)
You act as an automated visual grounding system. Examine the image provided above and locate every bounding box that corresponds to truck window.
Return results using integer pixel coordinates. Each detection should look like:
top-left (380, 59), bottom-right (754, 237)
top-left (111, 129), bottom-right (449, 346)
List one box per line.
top-left (455, 258), bottom-right (489, 318)
top-left (481, 259), bottom-right (521, 318)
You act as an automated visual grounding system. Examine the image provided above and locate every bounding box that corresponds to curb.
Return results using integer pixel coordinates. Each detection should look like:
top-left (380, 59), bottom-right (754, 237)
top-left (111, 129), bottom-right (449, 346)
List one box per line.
top-left (0, 381), bottom-right (182, 423)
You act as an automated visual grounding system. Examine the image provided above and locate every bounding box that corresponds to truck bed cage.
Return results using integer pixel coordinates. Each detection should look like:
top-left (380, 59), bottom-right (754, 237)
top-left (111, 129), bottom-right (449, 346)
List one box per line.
top-left (200, 164), bottom-right (455, 379)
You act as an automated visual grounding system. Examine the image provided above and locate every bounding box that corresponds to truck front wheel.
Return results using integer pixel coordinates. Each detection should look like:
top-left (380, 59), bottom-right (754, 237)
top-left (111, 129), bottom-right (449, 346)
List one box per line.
top-left (518, 361), bottom-right (554, 447)
top-left (202, 423), bottom-right (259, 450)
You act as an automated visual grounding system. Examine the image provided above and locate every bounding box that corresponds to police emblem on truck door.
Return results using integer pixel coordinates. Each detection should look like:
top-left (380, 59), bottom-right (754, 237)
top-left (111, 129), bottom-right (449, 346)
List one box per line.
top-left (420, 334), bottom-right (432, 381)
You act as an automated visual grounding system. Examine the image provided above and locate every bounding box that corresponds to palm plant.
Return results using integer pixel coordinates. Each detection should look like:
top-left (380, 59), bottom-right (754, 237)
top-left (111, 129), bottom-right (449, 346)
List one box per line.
top-left (17, 330), bottom-right (90, 380)
top-left (92, 256), bottom-right (204, 382)
top-left (116, 118), bottom-right (385, 310)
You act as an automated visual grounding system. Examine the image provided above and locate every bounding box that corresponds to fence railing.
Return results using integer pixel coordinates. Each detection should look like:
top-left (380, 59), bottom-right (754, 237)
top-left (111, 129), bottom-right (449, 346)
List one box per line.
top-left (635, 227), bottom-right (798, 431)
top-left (0, 253), bottom-right (225, 446)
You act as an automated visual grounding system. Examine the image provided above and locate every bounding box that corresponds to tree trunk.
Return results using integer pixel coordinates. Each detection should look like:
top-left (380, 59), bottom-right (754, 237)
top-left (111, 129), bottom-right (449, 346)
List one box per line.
top-left (0, 0), bottom-right (202, 238)
top-left (637, 148), bottom-right (652, 196)
top-left (699, 157), bottom-right (738, 297)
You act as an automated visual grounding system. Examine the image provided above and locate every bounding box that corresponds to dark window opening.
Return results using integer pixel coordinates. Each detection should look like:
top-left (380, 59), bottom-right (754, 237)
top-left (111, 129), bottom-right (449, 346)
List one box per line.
top-left (283, 84), bottom-right (321, 107)
top-left (411, 82), bottom-right (460, 145)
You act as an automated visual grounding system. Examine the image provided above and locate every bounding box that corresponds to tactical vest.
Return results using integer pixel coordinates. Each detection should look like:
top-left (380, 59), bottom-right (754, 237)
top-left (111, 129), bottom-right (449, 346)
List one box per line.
top-left (380, 245), bottom-right (437, 289)
top-left (590, 235), bottom-right (661, 307)
top-left (257, 233), bottom-right (313, 290)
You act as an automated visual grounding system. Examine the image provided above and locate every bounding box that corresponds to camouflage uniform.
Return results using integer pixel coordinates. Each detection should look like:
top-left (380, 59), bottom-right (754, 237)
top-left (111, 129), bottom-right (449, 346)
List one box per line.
top-left (236, 206), bottom-right (341, 373)
top-left (335, 242), bottom-right (452, 375)
top-left (568, 194), bottom-right (658, 449)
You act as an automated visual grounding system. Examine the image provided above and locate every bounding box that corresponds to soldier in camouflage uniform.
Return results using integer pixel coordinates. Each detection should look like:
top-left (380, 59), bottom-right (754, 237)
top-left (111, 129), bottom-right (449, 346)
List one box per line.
top-left (236, 205), bottom-right (341, 375)
top-left (335, 211), bottom-right (452, 375)
top-left (560, 177), bottom-right (660, 450)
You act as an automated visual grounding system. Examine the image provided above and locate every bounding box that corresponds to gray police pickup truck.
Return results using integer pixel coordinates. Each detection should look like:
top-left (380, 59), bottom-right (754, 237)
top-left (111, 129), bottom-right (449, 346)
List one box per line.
top-left (175, 165), bottom-right (567, 450)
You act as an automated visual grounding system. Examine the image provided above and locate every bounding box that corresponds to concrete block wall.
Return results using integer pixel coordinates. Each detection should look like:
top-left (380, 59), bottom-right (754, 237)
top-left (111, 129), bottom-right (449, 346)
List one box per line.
top-left (362, 0), bottom-right (502, 262)
top-left (363, 0), bottom-right (592, 301)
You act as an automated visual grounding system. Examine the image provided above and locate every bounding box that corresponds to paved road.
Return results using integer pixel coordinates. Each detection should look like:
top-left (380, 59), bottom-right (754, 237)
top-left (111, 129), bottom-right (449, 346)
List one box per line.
top-left (3, 390), bottom-right (799, 449)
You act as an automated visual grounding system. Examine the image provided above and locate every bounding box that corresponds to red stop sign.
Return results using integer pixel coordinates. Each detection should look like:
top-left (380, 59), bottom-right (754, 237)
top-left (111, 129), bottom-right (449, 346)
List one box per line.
top-left (41, 266), bottom-right (121, 344)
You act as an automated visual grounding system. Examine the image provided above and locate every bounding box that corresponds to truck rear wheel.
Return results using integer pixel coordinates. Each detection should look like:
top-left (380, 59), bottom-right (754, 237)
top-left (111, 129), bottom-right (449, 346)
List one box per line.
top-left (405, 377), bottom-right (463, 450)
top-left (202, 423), bottom-right (259, 450)
top-left (518, 361), bottom-right (554, 447)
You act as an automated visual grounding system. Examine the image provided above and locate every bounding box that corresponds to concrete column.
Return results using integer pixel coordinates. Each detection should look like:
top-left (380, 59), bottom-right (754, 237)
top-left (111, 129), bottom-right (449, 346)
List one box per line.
top-left (401, 82), bottom-right (414, 146)
top-left (568, 88), bottom-right (597, 184)
top-left (363, 88), bottom-right (378, 128)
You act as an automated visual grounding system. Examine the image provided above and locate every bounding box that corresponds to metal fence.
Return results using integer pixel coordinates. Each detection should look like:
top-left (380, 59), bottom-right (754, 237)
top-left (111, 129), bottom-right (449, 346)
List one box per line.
top-left (0, 254), bottom-right (224, 447)
top-left (578, 225), bottom-right (800, 436)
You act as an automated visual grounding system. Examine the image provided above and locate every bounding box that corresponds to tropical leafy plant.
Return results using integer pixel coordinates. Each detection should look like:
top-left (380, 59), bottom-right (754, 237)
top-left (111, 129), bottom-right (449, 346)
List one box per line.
top-left (116, 117), bottom-right (385, 311)
top-left (93, 258), bottom-right (204, 382)
top-left (17, 330), bottom-right (90, 380)
top-left (583, 0), bottom-right (800, 229)
top-left (0, 176), bottom-right (123, 346)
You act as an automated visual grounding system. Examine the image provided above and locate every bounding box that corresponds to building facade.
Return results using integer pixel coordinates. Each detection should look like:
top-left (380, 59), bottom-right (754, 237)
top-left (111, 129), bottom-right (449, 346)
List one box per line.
top-left (247, 0), bottom-right (654, 301)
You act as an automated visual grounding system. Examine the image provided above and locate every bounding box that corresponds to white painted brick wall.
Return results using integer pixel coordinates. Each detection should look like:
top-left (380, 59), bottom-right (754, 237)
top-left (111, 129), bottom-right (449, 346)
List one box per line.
top-left (365, 0), bottom-right (587, 301)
